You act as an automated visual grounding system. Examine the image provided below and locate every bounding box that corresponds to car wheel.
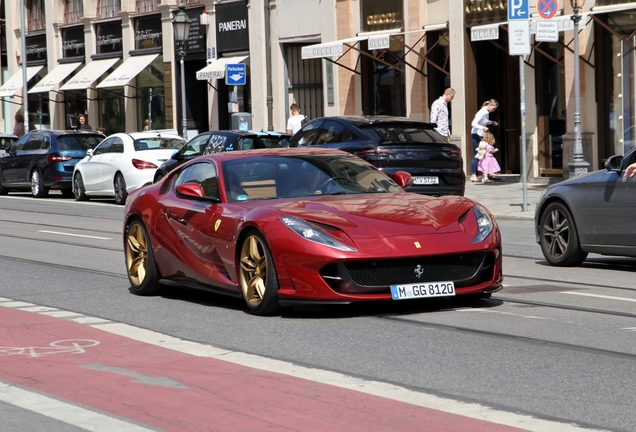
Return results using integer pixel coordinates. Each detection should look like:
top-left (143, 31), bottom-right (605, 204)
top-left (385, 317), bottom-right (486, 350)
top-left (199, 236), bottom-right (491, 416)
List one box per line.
top-left (60, 188), bottom-right (74, 198)
top-left (30, 169), bottom-right (49, 198)
top-left (114, 173), bottom-right (128, 205)
top-left (73, 172), bottom-right (89, 201)
top-left (125, 219), bottom-right (162, 295)
top-left (539, 202), bottom-right (588, 266)
top-left (239, 230), bottom-right (281, 315)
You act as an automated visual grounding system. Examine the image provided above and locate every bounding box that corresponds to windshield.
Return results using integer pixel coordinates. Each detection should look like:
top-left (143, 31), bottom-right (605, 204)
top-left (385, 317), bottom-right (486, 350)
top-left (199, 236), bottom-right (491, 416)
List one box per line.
top-left (222, 154), bottom-right (403, 202)
top-left (363, 124), bottom-right (446, 144)
top-left (0, 137), bottom-right (18, 150)
top-left (134, 137), bottom-right (185, 151)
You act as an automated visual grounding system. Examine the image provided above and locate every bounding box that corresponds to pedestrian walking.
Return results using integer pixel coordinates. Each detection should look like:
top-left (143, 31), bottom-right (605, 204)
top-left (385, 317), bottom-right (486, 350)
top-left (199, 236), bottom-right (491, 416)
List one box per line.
top-left (429, 87), bottom-right (455, 141)
top-left (476, 132), bottom-right (501, 183)
top-left (470, 99), bottom-right (498, 182)
top-left (286, 103), bottom-right (306, 135)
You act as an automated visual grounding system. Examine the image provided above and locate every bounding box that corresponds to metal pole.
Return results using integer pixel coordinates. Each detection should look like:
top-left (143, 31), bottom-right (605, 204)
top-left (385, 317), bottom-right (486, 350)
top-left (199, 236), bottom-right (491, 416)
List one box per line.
top-left (180, 49), bottom-right (187, 139)
top-left (568, 4), bottom-right (589, 177)
top-left (264, 0), bottom-right (274, 131)
top-left (520, 56), bottom-right (527, 212)
top-left (20, 0), bottom-right (29, 132)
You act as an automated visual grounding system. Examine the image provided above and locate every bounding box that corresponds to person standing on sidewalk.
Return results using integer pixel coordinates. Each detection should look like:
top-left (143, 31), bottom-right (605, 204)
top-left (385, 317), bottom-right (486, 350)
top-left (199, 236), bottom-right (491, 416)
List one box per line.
top-left (470, 99), bottom-right (498, 182)
top-left (476, 132), bottom-right (501, 183)
top-left (286, 103), bottom-right (306, 136)
top-left (430, 88), bottom-right (455, 142)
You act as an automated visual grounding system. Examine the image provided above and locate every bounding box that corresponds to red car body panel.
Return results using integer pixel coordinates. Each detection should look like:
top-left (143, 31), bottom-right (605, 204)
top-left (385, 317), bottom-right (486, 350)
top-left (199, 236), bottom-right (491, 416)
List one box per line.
top-left (124, 149), bottom-right (503, 305)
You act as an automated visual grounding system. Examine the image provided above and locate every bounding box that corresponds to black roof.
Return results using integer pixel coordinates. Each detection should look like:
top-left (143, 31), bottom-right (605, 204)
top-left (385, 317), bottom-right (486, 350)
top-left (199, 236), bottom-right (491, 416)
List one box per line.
top-left (311, 115), bottom-right (436, 129)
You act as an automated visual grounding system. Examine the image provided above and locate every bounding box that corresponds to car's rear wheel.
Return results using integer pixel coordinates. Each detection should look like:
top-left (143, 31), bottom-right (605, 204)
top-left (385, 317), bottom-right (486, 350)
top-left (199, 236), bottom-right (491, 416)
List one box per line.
top-left (125, 219), bottom-right (161, 295)
top-left (114, 173), bottom-right (128, 205)
top-left (239, 230), bottom-right (281, 315)
top-left (539, 202), bottom-right (588, 266)
top-left (73, 173), bottom-right (89, 201)
top-left (30, 169), bottom-right (49, 198)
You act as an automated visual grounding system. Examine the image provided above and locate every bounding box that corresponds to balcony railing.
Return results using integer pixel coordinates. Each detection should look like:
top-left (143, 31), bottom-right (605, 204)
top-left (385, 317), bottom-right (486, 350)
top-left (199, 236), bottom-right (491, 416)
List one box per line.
top-left (28, 17), bottom-right (46, 32)
top-left (137, 0), bottom-right (159, 14)
top-left (99, 4), bottom-right (121, 19)
top-left (65, 11), bottom-right (84, 25)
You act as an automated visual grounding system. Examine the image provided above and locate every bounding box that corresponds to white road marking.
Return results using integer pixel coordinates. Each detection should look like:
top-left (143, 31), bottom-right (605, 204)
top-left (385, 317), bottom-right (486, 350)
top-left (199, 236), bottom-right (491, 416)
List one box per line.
top-left (38, 230), bottom-right (112, 240)
top-left (0, 381), bottom-right (154, 431)
top-left (560, 291), bottom-right (636, 303)
top-left (0, 301), bottom-right (601, 432)
top-left (457, 308), bottom-right (547, 319)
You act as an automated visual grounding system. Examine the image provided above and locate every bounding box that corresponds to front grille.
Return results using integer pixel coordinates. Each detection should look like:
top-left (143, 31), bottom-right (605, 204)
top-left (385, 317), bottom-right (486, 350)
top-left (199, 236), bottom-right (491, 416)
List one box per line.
top-left (343, 254), bottom-right (485, 287)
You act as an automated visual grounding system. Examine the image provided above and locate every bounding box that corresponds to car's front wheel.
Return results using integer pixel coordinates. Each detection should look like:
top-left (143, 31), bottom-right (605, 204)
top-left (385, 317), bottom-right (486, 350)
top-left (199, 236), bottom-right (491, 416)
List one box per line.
top-left (73, 172), bottom-right (89, 201)
top-left (539, 202), bottom-right (588, 266)
top-left (125, 219), bottom-right (161, 295)
top-left (239, 230), bottom-right (281, 315)
top-left (114, 173), bottom-right (128, 205)
top-left (31, 169), bottom-right (49, 198)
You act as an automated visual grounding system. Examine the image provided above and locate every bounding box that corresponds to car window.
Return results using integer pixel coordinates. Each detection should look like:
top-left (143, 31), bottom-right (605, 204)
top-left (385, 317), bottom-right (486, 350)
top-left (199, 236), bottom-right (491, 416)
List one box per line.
top-left (238, 137), bottom-right (257, 150)
top-left (363, 124), bottom-right (446, 144)
top-left (23, 137), bottom-right (42, 151)
top-left (290, 121), bottom-right (322, 147)
top-left (181, 134), bottom-right (211, 157)
top-left (315, 121), bottom-right (346, 144)
top-left (111, 137), bottom-right (124, 153)
top-left (59, 135), bottom-right (104, 151)
top-left (41, 136), bottom-right (51, 150)
top-left (175, 162), bottom-right (219, 197)
top-left (93, 138), bottom-right (113, 155)
top-left (0, 137), bottom-right (17, 150)
top-left (203, 134), bottom-right (227, 154)
top-left (258, 136), bottom-right (288, 148)
top-left (134, 137), bottom-right (185, 151)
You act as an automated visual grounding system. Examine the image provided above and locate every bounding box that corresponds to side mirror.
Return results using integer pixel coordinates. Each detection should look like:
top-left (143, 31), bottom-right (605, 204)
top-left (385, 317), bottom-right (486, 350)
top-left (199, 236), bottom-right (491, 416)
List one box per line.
top-left (393, 171), bottom-right (414, 188)
top-left (175, 183), bottom-right (220, 202)
top-left (605, 155), bottom-right (623, 172)
top-left (86, 149), bottom-right (94, 157)
top-left (278, 139), bottom-right (290, 148)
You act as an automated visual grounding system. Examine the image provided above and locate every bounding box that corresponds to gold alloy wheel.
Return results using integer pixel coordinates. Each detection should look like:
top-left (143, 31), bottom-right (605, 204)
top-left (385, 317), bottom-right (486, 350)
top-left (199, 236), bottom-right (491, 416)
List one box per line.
top-left (126, 223), bottom-right (148, 287)
top-left (239, 234), bottom-right (268, 307)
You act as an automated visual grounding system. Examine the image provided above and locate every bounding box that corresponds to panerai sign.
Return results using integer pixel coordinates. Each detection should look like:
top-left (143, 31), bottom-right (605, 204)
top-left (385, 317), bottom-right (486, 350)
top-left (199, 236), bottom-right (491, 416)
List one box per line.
top-left (215, 0), bottom-right (249, 53)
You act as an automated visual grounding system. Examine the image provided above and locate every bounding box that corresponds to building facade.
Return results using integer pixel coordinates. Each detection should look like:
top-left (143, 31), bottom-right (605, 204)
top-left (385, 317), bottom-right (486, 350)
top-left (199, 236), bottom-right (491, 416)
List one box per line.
top-left (2, 0), bottom-right (636, 181)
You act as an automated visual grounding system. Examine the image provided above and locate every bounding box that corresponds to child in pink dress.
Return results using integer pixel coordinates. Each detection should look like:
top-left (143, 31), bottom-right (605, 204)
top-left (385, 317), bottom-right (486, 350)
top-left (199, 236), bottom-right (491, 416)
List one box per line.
top-left (476, 132), bottom-right (500, 183)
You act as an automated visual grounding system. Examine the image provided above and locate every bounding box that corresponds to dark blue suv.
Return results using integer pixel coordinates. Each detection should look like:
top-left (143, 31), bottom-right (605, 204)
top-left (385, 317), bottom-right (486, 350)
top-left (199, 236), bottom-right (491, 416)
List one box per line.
top-left (0, 130), bottom-right (104, 198)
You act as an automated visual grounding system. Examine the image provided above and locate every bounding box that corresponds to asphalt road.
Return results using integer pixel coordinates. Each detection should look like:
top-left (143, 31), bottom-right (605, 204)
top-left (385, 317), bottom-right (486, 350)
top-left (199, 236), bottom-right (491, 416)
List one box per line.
top-left (1, 192), bottom-right (635, 431)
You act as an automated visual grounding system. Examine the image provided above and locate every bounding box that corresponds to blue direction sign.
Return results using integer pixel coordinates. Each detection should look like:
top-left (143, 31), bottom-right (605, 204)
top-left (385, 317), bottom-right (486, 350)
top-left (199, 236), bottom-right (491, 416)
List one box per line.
top-left (225, 63), bottom-right (246, 86)
top-left (508, 0), bottom-right (529, 20)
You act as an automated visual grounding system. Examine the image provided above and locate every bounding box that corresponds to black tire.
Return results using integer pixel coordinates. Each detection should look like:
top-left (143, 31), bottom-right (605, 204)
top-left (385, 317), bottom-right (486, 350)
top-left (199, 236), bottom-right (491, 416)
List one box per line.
top-left (114, 173), bottom-right (128, 205)
top-left (239, 229), bottom-right (281, 315)
top-left (60, 188), bottom-right (74, 198)
top-left (0, 171), bottom-right (8, 195)
top-left (73, 172), bottom-right (89, 201)
top-left (30, 169), bottom-right (49, 198)
top-left (125, 219), bottom-right (162, 295)
top-left (539, 202), bottom-right (588, 266)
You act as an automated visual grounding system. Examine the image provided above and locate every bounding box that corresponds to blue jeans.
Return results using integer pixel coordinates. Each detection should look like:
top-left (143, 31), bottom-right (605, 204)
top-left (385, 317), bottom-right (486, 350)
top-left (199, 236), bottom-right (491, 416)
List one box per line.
top-left (471, 133), bottom-right (481, 175)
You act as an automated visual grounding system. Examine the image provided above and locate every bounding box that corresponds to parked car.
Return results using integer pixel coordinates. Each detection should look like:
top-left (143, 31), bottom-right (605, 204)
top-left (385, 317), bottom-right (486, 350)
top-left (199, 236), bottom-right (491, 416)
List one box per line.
top-left (282, 116), bottom-right (465, 196)
top-left (123, 148), bottom-right (502, 316)
top-left (535, 146), bottom-right (636, 266)
top-left (0, 130), bottom-right (104, 197)
top-left (153, 130), bottom-right (290, 182)
top-left (0, 133), bottom-right (19, 157)
top-left (73, 131), bottom-right (185, 204)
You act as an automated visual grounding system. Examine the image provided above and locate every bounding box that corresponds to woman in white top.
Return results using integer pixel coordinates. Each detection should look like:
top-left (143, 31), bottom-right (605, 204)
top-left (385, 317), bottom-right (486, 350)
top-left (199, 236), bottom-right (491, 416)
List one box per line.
top-left (470, 99), bottom-right (498, 182)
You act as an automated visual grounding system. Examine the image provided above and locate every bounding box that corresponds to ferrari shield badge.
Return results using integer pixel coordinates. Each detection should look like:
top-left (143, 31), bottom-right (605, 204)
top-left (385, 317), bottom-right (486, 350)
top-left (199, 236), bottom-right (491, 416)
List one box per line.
top-left (214, 219), bottom-right (222, 231)
top-left (414, 242), bottom-right (421, 248)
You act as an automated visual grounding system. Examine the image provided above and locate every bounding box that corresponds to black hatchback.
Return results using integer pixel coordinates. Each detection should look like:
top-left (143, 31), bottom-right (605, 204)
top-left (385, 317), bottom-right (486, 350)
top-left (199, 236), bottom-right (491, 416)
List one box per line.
top-left (0, 130), bottom-right (104, 198)
top-left (284, 116), bottom-right (464, 196)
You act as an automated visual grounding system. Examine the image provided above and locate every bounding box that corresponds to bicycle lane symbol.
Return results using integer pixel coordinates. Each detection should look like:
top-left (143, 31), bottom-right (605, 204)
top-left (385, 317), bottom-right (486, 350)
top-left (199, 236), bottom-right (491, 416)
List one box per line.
top-left (0, 339), bottom-right (100, 358)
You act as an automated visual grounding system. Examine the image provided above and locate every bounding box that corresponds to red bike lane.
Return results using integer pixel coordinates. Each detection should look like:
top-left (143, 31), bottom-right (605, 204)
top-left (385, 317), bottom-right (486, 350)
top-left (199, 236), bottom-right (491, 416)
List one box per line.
top-left (0, 306), bottom-right (524, 431)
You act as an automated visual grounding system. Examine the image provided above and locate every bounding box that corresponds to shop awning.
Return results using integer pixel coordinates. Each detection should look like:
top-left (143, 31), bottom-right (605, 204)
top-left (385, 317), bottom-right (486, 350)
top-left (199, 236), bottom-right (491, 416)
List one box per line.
top-left (0, 66), bottom-right (44, 98)
top-left (196, 56), bottom-right (248, 80)
top-left (60, 58), bottom-right (120, 91)
top-left (97, 54), bottom-right (159, 89)
top-left (29, 62), bottom-right (83, 93)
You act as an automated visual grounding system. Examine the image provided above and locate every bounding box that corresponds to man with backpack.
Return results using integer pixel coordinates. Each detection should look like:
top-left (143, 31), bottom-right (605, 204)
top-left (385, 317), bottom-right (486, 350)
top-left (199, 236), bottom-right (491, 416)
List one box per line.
top-left (286, 103), bottom-right (307, 135)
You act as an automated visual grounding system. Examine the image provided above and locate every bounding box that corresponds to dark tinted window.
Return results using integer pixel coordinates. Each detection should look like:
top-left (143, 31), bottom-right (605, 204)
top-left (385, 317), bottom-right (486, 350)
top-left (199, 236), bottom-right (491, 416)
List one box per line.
top-left (93, 138), bottom-right (112, 155)
top-left (203, 134), bottom-right (228, 154)
top-left (290, 121), bottom-right (322, 147)
top-left (362, 124), bottom-right (445, 144)
top-left (23, 137), bottom-right (42, 151)
top-left (134, 137), bottom-right (185, 151)
top-left (58, 134), bottom-right (104, 151)
top-left (175, 162), bottom-right (219, 197)
top-left (111, 137), bottom-right (125, 153)
top-left (42, 136), bottom-right (51, 150)
top-left (316, 121), bottom-right (345, 144)
top-left (0, 137), bottom-right (17, 150)
top-left (258, 135), bottom-right (289, 148)
top-left (181, 134), bottom-right (211, 157)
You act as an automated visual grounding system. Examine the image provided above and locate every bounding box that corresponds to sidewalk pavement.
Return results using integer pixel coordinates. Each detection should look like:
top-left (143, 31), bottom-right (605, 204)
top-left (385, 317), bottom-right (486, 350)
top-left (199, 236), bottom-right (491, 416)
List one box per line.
top-left (463, 179), bottom-right (546, 221)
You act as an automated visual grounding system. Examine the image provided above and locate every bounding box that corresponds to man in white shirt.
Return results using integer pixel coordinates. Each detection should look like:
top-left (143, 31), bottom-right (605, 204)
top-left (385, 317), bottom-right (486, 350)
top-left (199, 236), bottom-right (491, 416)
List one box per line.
top-left (286, 103), bottom-right (306, 135)
top-left (429, 87), bottom-right (455, 141)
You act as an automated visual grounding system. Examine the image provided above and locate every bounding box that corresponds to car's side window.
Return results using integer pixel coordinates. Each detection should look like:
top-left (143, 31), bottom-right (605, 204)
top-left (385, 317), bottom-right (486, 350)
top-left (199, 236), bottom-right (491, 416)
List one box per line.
top-left (204, 134), bottom-right (227, 154)
top-left (41, 136), bottom-right (51, 150)
top-left (290, 121), bottom-right (322, 147)
top-left (23, 136), bottom-right (42, 151)
top-left (110, 137), bottom-right (124, 153)
top-left (175, 162), bottom-right (219, 197)
top-left (93, 138), bottom-right (113, 155)
top-left (315, 121), bottom-right (345, 144)
top-left (181, 134), bottom-right (210, 157)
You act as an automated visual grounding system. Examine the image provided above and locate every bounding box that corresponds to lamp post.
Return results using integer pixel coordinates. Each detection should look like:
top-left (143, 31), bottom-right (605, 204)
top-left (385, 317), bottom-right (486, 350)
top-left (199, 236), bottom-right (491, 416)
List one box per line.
top-left (568, 0), bottom-right (589, 178)
top-left (172, 2), bottom-right (191, 139)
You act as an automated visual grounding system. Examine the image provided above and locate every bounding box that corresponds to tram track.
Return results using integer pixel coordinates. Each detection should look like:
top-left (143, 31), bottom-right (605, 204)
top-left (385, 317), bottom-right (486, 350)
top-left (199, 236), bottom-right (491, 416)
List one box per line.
top-left (0, 254), bottom-right (127, 279)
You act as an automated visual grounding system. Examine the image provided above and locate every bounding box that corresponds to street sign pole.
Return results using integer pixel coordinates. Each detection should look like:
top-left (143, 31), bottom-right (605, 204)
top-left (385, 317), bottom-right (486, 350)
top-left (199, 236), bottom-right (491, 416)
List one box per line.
top-left (520, 57), bottom-right (527, 212)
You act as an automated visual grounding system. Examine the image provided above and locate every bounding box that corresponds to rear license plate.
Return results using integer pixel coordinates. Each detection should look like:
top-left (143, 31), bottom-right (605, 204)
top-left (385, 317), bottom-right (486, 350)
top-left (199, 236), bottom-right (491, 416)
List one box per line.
top-left (412, 176), bottom-right (439, 185)
top-left (390, 282), bottom-right (455, 300)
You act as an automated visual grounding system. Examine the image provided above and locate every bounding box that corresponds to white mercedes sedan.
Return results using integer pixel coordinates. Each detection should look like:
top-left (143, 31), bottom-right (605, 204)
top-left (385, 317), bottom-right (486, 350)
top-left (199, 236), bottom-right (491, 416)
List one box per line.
top-left (73, 131), bottom-right (185, 204)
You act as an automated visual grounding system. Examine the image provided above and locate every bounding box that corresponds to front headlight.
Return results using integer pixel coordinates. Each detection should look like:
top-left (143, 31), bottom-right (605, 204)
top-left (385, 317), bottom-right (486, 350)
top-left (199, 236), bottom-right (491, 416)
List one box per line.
top-left (471, 205), bottom-right (494, 244)
top-left (280, 216), bottom-right (358, 252)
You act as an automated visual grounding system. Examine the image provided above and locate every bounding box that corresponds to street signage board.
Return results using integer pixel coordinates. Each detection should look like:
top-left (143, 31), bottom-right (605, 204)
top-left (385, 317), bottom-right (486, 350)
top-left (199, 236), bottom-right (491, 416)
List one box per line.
top-left (508, 0), bottom-right (529, 21)
top-left (225, 63), bottom-right (246, 86)
top-left (508, 20), bottom-right (531, 55)
top-left (535, 21), bottom-right (559, 41)
top-left (537, 0), bottom-right (558, 19)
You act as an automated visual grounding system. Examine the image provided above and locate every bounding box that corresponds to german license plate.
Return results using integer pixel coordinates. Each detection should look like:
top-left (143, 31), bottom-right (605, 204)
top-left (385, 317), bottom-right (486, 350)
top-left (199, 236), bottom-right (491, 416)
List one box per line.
top-left (390, 282), bottom-right (455, 300)
top-left (412, 176), bottom-right (439, 185)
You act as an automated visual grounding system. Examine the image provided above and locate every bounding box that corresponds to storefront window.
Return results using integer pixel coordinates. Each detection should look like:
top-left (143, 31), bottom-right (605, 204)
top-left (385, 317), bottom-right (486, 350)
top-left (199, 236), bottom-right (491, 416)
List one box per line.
top-left (361, 41), bottom-right (405, 116)
top-left (64, 91), bottom-right (87, 129)
top-left (136, 55), bottom-right (165, 131)
top-left (99, 89), bottom-right (126, 135)
top-left (29, 88), bottom-right (50, 129)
